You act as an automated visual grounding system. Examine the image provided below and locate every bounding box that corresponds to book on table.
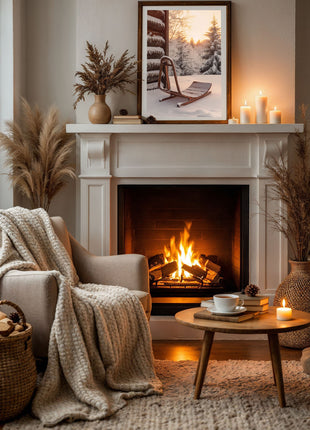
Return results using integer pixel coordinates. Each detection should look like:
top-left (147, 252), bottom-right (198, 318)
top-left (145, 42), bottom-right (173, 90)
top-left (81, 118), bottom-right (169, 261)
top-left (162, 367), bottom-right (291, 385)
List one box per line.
top-left (194, 309), bottom-right (260, 323)
top-left (243, 303), bottom-right (269, 312)
top-left (234, 292), bottom-right (269, 306)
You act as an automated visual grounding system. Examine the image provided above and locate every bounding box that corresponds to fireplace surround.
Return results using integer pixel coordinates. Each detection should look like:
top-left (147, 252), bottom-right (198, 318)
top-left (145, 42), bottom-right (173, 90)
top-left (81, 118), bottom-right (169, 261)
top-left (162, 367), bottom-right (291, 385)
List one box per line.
top-left (67, 123), bottom-right (302, 338)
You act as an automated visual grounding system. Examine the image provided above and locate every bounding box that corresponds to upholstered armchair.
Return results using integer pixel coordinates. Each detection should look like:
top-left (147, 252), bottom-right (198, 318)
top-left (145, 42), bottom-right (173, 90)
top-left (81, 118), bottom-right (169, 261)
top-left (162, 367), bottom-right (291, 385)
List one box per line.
top-left (0, 217), bottom-right (151, 357)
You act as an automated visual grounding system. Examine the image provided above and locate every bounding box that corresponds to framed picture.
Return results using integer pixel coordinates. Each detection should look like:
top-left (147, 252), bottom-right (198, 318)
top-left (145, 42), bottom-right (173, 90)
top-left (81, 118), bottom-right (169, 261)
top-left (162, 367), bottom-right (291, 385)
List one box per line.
top-left (138, 1), bottom-right (231, 123)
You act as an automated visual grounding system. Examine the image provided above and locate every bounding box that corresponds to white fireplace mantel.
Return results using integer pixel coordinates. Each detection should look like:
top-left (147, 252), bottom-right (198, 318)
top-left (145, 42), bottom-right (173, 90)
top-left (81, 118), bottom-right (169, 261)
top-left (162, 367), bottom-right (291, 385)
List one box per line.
top-left (67, 123), bottom-right (303, 297)
top-left (66, 123), bottom-right (301, 134)
top-left (67, 123), bottom-right (303, 339)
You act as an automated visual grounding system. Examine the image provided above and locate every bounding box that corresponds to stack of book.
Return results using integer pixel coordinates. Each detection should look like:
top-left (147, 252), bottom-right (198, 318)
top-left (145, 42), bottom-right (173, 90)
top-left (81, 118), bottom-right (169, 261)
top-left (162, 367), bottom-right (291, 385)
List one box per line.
top-left (112, 115), bottom-right (142, 124)
top-left (236, 292), bottom-right (269, 312)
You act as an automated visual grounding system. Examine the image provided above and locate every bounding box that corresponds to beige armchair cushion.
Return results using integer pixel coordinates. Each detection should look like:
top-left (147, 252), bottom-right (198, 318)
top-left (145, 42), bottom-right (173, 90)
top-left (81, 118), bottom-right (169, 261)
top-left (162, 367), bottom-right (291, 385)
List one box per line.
top-left (50, 217), bottom-right (72, 259)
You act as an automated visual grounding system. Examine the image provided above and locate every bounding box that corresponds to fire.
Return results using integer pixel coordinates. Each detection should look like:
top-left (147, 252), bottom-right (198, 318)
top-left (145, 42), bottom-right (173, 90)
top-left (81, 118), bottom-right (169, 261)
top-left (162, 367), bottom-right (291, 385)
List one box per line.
top-left (164, 221), bottom-right (200, 279)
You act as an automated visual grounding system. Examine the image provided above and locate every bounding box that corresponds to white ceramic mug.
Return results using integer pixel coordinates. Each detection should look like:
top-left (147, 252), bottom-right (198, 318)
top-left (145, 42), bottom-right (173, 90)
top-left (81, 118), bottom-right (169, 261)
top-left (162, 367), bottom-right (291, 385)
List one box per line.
top-left (213, 294), bottom-right (244, 312)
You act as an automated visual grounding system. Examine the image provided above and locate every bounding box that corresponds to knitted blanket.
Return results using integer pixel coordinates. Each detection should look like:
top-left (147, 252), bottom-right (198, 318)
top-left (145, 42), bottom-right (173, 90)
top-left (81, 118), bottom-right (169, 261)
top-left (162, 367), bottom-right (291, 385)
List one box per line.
top-left (0, 207), bottom-right (162, 426)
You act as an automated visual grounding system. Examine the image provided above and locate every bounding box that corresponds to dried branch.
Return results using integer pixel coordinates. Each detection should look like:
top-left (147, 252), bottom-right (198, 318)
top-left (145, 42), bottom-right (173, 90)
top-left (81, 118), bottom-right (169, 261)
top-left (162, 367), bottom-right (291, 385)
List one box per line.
top-left (73, 41), bottom-right (137, 109)
top-left (0, 98), bottom-right (76, 211)
top-left (265, 104), bottom-right (310, 260)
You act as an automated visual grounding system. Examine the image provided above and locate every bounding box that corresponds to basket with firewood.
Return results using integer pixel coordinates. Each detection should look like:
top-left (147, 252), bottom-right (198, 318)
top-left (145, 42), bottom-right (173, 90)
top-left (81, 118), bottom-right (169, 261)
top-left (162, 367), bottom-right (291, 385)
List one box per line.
top-left (0, 300), bottom-right (37, 422)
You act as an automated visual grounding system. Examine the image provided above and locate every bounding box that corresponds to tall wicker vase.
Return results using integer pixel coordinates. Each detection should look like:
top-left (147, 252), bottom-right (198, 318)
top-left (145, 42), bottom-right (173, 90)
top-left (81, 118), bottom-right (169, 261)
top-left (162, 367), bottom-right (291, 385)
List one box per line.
top-left (88, 94), bottom-right (111, 124)
top-left (274, 260), bottom-right (310, 349)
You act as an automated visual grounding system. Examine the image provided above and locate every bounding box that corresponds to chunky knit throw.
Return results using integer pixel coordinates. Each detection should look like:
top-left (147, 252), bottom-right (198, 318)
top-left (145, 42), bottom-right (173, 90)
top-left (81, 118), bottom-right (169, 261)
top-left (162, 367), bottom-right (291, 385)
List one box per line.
top-left (0, 207), bottom-right (162, 426)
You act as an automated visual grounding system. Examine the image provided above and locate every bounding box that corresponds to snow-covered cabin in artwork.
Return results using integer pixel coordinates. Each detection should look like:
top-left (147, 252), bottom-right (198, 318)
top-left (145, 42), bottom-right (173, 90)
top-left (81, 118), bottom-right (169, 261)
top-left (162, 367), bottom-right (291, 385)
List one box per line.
top-left (147, 10), bottom-right (168, 90)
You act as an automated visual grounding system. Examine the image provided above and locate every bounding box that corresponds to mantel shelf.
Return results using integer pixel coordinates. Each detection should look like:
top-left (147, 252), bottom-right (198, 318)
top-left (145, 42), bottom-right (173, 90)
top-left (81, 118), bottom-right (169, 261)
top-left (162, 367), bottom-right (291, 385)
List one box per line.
top-left (66, 123), bottom-right (303, 134)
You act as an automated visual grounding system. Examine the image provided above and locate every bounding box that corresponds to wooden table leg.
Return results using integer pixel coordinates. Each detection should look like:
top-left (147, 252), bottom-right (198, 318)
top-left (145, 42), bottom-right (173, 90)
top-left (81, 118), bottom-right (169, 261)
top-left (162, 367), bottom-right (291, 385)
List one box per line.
top-left (267, 335), bottom-right (276, 386)
top-left (193, 350), bottom-right (201, 385)
top-left (268, 333), bottom-right (286, 407)
top-left (194, 330), bottom-right (214, 399)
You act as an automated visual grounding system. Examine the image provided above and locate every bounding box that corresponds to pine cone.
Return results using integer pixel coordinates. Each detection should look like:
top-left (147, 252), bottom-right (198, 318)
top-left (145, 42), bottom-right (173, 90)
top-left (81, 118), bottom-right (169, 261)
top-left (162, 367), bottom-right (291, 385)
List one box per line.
top-left (245, 284), bottom-right (260, 297)
top-left (9, 312), bottom-right (20, 323)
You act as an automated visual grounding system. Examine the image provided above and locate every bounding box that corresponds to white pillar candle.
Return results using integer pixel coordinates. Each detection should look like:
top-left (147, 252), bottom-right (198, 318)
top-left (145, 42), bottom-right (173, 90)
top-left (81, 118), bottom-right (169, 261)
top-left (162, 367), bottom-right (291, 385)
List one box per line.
top-left (228, 117), bottom-right (239, 124)
top-left (240, 101), bottom-right (251, 124)
top-left (276, 299), bottom-right (292, 321)
top-left (255, 91), bottom-right (268, 123)
top-left (269, 106), bottom-right (282, 124)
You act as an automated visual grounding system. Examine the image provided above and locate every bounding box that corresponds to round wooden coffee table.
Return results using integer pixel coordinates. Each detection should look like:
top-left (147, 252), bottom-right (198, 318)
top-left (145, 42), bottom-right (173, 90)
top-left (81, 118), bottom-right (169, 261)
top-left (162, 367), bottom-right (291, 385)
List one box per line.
top-left (175, 306), bottom-right (310, 407)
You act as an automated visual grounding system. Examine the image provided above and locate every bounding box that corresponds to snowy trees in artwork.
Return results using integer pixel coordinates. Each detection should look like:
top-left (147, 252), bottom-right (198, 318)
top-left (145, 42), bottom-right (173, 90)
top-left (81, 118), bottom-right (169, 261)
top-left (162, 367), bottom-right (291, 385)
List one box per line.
top-left (200, 16), bottom-right (222, 75)
top-left (168, 11), bottom-right (222, 77)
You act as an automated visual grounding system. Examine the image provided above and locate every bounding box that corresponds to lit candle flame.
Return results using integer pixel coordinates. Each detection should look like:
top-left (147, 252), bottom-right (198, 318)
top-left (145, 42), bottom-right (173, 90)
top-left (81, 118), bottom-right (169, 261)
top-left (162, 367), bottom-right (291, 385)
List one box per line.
top-left (244, 100), bottom-right (247, 106)
top-left (274, 106), bottom-right (277, 110)
top-left (259, 90), bottom-right (263, 96)
top-left (282, 298), bottom-right (286, 308)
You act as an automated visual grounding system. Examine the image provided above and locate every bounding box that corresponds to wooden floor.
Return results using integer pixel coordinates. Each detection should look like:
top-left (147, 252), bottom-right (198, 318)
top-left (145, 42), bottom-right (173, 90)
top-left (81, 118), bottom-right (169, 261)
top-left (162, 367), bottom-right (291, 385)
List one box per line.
top-left (152, 340), bottom-right (302, 361)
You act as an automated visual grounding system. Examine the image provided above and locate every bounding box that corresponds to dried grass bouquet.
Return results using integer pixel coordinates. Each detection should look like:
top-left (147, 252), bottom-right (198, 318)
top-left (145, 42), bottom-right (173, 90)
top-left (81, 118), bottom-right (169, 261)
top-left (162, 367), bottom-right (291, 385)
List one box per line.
top-left (0, 98), bottom-right (76, 211)
top-left (73, 41), bottom-right (137, 109)
top-left (265, 104), bottom-right (310, 261)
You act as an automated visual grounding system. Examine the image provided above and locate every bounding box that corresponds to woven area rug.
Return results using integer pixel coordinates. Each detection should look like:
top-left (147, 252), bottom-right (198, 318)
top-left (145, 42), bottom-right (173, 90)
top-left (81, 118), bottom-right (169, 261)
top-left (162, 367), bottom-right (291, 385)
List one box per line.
top-left (4, 359), bottom-right (310, 430)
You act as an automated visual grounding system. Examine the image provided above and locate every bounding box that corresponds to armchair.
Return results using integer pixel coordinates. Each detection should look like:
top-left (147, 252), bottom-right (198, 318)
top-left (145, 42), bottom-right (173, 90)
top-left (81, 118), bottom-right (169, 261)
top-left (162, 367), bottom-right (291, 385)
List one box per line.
top-left (0, 217), bottom-right (151, 357)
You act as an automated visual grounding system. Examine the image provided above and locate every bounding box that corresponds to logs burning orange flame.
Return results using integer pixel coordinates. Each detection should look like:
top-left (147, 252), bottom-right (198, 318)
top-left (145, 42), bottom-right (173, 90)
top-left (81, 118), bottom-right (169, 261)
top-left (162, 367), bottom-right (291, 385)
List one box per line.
top-left (164, 221), bottom-right (200, 278)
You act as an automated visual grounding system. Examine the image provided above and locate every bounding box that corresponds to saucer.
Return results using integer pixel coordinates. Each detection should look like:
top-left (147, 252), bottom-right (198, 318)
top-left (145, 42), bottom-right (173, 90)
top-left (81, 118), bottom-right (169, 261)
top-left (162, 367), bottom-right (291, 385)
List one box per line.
top-left (207, 305), bottom-right (247, 316)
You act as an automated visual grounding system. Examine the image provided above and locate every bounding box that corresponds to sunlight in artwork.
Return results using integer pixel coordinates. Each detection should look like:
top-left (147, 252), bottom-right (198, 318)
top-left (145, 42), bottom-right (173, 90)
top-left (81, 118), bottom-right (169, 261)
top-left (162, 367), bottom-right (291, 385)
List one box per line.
top-left (171, 10), bottom-right (221, 43)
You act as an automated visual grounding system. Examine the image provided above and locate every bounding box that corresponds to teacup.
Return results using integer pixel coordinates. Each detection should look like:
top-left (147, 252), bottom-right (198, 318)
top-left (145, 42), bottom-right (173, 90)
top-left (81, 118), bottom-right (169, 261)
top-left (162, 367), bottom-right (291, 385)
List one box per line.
top-left (213, 294), bottom-right (244, 312)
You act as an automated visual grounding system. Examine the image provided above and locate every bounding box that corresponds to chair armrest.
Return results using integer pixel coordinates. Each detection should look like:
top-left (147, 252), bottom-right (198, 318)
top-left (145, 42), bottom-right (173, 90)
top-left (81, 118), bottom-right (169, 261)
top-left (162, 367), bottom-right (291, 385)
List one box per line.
top-left (0, 270), bottom-right (58, 357)
top-left (70, 236), bottom-right (149, 291)
top-left (70, 236), bottom-right (151, 318)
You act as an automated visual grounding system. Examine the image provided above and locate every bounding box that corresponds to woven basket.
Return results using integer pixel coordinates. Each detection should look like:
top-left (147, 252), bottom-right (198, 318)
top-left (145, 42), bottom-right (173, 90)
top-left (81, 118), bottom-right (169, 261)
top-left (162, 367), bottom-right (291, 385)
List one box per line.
top-left (0, 300), bottom-right (37, 422)
top-left (274, 261), bottom-right (310, 349)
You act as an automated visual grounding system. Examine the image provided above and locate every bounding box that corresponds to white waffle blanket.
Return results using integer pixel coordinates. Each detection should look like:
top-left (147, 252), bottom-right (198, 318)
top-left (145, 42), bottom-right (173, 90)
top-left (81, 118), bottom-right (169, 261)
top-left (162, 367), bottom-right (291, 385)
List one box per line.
top-left (0, 207), bottom-right (162, 426)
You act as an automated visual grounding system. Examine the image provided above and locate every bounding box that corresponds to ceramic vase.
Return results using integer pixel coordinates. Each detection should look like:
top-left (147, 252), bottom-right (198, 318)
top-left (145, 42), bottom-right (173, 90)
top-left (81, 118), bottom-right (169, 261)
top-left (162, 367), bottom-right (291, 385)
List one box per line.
top-left (88, 94), bottom-right (111, 124)
top-left (274, 260), bottom-right (310, 349)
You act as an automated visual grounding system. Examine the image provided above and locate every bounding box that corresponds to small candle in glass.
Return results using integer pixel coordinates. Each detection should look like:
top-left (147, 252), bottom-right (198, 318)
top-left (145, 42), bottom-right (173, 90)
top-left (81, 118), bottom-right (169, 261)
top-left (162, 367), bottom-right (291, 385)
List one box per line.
top-left (228, 117), bottom-right (239, 124)
top-left (276, 299), bottom-right (292, 321)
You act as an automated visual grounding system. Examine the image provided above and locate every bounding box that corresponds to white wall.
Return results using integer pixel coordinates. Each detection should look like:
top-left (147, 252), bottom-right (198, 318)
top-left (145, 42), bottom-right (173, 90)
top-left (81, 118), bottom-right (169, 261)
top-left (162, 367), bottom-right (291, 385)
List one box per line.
top-left (21, 0), bottom-right (77, 233)
top-left (0, 0), bottom-right (14, 209)
top-left (295, 0), bottom-right (310, 118)
top-left (76, 0), bottom-right (296, 124)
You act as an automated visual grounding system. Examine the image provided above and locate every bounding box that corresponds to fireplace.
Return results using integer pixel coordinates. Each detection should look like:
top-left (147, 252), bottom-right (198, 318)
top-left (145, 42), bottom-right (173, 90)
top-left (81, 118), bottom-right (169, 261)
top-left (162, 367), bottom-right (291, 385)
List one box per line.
top-left (118, 184), bottom-right (249, 314)
top-left (66, 123), bottom-right (300, 337)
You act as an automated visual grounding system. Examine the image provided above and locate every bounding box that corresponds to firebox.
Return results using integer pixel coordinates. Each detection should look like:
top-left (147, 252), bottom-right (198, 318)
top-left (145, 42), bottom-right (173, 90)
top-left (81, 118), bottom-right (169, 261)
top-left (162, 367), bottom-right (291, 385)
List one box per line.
top-left (118, 185), bottom-right (249, 315)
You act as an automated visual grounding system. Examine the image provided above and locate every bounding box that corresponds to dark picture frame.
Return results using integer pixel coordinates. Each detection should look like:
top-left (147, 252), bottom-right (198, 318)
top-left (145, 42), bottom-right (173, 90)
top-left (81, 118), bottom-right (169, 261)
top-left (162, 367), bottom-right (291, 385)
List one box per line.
top-left (138, 1), bottom-right (231, 123)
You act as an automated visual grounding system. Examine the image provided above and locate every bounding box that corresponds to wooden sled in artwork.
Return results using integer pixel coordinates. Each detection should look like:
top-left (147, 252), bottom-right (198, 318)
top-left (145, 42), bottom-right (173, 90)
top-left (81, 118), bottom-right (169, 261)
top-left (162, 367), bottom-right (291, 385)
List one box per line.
top-left (157, 56), bottom-right (212, 107)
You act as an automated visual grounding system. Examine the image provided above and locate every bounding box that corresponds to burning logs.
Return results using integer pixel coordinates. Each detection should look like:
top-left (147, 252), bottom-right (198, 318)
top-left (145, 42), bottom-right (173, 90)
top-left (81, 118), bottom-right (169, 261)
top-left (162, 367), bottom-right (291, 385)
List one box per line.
top-left (182, 264), bottom-right (206, 281)
top-left (149, 261), bottom-right (178, 281)
top-left (204, 259), bottom-right (221, 282)
top-left (148, 252), bottom-right (222, 286)
top-left (148, 254), bottom-right (165, 269)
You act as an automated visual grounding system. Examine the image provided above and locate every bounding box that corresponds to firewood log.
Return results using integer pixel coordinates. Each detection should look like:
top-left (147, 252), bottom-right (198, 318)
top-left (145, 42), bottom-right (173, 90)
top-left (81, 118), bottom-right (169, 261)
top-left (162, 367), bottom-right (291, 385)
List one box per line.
top-left (149, 268), bottom-right (163, 281)
top-left (161, 261), bottom-right (178, 278)
top-left (148, 253), bottom-right (165, 269)
top-left (182, 264), bottom-right (207, 280)
top-left (0, 311), bottom-right (7, 321)
top-left (0, 320), bottom-right (14, 337)
top-left (205, 259), bottom-right (221, 273)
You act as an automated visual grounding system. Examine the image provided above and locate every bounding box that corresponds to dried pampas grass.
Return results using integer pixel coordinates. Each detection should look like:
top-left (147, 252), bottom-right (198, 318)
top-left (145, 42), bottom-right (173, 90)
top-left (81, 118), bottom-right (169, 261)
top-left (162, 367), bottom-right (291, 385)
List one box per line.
top-left (265, 104), bottom-right (310, 261)
top-left (0, 98), bottom-right (76, 211)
